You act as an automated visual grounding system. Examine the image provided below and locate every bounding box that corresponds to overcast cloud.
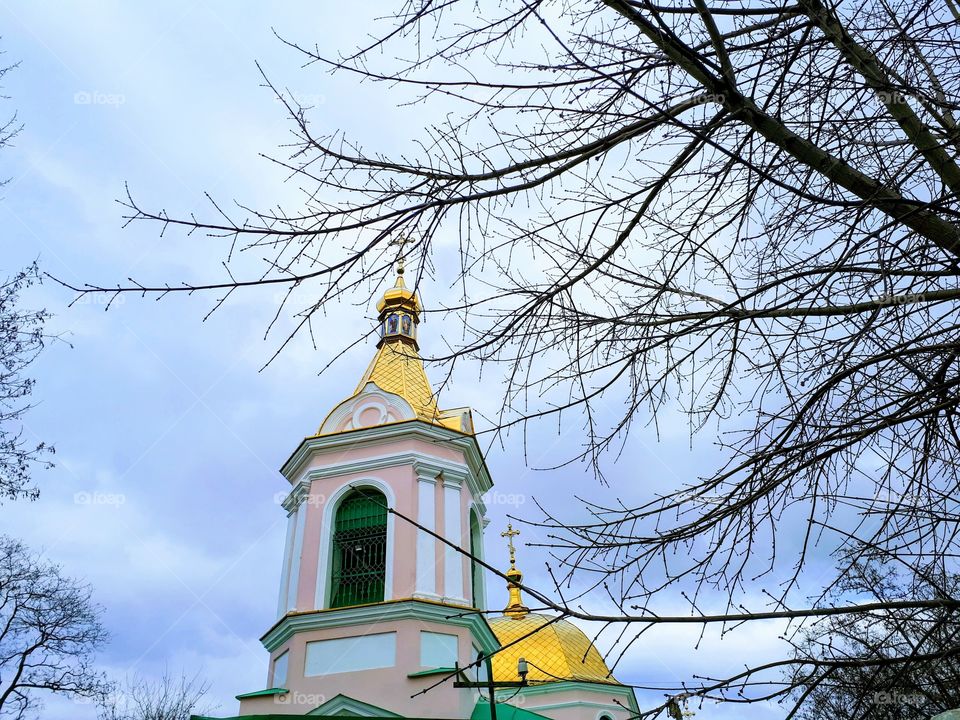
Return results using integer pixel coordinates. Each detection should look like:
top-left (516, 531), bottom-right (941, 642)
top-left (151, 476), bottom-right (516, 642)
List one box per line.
top-left (0, 3), bottom-right (823, 718)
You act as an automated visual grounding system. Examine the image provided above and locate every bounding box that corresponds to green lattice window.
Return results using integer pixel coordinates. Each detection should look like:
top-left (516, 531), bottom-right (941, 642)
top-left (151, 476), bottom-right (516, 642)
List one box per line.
top-left (330, 489), bottom-right (388, 608)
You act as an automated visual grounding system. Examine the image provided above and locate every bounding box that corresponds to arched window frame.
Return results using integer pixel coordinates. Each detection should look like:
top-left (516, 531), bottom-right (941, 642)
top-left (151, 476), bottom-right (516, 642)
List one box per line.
top-left (468, 505), bottom-right (485, 610)
top-left (385, 313), bottom-right (400, 336)
top-left (315, 479), bottom-right (396, 609)
top-left (329, 489), bottom-right (388, 607)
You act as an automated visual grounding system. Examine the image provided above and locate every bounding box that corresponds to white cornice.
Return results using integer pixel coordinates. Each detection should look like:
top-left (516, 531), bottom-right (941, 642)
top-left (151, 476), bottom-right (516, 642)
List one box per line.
top-left (261, 599), bottom-right (500, 654)
top-left (281, 481), bottom-right (311, 512)
top-left (279, 442), bottom-right (491, 515)
top-left (495, 681), bottom-right (640, 714)
top-left (280, 421), bottom-right (494, 495)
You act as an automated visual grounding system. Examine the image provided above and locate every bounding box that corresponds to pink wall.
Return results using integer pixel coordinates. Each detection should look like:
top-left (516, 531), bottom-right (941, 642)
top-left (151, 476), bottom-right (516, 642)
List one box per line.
top-left (500, 687), bottom-right (636, 720)
top-left (285, 435), bottom-right (480, 612)
top-left (241, 618), bottom-right (481, 718)
top-left (295, 436), bottom-right (467, 475)
top-left (251, 426), bottom-right (492, 718)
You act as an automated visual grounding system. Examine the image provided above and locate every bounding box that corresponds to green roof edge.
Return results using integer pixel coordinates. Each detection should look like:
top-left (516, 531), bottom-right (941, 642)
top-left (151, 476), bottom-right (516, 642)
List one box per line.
top-left (233, 687), bottom-right (289, 700)
top-left (407, 667), bottom-right (458, 678)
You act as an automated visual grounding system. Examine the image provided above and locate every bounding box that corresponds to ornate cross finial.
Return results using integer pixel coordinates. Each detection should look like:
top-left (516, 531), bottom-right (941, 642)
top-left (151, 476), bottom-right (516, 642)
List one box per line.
top-left (501, 523), bottom-right (528, 617)
top-left (501, 523), bottom-right (520, 569)
top-left (388, 234), bottom-right (414, 276)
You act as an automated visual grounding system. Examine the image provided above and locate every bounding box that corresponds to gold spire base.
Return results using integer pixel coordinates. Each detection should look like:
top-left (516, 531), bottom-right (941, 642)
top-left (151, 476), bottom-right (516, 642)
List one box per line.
top-left (503, 567), bottom-right (529, 619)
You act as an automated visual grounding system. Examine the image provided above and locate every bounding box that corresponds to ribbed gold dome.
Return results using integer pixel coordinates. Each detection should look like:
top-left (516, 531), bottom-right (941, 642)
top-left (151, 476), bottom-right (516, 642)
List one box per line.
top-left (354, 339), bottom-right (439, 421)
top-left (488, 613), bottom-right (620, 685)
top-left (315, 271), bottom-right (474, 436)
top-left (375, 274), bottom-right (420, 315)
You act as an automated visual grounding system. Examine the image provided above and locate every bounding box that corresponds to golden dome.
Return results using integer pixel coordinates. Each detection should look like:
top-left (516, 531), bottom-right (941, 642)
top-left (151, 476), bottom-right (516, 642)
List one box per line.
top-left (315, 270), bottom-right (474, 436)
top-left (376, 274), bottom-right (420, 314)
top-left (354, 338), bottom-right (439, 421)
top-left (489, 524), bottom-right (619, 686)
top-left (488, 613), bottom-right (620, 685)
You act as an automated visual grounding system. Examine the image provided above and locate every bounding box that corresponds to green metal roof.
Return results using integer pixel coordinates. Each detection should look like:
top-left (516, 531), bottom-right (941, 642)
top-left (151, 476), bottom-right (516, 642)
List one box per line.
top-left (234, 687), bottom-right (288, 700)
top-left (407, 667), bottom-right (457, 678)
top-left (470, 700), bottom-right (553, 720)
top-left (190, 716), bottom-right (549, 720)
top-left (192, 716), bottom-right (414, 720)
top-left (190, 695), bottom-right (555, 720)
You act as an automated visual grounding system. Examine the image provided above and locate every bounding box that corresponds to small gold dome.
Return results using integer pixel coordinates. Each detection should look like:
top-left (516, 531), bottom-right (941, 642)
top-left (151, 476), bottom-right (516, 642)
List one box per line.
top-left (488, 613), bottom-right (620, 685)
top-left (376, 274), bottom-right (420, 315)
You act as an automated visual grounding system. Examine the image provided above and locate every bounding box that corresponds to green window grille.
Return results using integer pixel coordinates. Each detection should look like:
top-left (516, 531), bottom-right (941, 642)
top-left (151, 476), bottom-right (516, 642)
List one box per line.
top-left (330, 489), bottom-right (388, 608)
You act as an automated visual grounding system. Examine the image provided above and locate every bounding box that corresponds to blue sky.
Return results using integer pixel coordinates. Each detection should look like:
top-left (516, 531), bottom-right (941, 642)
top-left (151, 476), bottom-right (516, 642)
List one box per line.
top-left (0, 3), bottom-right (805, 718)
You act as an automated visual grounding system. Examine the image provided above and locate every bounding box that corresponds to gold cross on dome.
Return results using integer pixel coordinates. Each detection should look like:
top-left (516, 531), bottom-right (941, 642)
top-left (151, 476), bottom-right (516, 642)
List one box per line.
top-left (388, 234), bottom-right (414, 275)
top-left (501, 523), bottom-right (520, 568)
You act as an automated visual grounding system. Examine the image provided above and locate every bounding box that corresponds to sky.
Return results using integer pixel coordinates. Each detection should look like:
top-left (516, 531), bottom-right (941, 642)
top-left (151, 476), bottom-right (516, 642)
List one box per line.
top-left (0, 3), bottom-right (807, 718)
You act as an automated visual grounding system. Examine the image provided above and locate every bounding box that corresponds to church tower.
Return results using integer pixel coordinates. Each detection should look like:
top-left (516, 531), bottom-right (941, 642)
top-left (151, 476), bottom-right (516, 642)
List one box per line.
top-left (223, 262), bottom-right (641, 720)
top-left (237, 265), bottom-right (497, 718)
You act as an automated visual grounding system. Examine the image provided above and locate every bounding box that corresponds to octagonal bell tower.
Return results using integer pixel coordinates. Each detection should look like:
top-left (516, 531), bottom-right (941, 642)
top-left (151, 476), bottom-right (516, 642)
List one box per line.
top-left (237, 265), bottom-right (496, 718)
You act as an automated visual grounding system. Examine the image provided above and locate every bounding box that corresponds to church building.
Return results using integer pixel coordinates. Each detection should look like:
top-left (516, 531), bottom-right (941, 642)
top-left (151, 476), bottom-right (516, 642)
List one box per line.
top-left (194, 264), bottom-right (640, 720)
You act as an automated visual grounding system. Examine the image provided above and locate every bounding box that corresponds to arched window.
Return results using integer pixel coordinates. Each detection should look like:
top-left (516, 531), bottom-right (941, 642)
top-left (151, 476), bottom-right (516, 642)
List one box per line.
top-left (330, 488), bottom-right (388, 608)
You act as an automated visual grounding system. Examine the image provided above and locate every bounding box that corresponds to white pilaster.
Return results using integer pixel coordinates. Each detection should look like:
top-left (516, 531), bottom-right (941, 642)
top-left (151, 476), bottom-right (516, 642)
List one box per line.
top-left (277, 508), bottom-right (297, 618)
top-left (286, 501), bottom-right (307, 611)
top-left (415, 471), bottom-right (439, 599)
top-left (443, 478), bottom-right (466, 603)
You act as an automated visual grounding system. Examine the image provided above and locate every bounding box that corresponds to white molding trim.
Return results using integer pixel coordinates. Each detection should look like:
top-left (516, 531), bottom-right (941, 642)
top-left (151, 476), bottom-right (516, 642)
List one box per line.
top-left (506, 699), bottom-right (623, 712)
top-left (443, 482), bottom-right (464, 602)
top-left (318, 384), bottom-right (415, 435)
top-left (280, 421), bottom-right (493, 500)
top-left (308, 693), bottom-right (402, 717)
top-left (262, 599), bottom-right (501, 654)
top-left (277, 510), bottom-right (297, 618)
top-left (415, 470), bottom-right (438, 597)
top-left (278, 449), bottom-right (490, 520)
top-left (286, 504), bottom-right (307, 611)
top-left (314, 478), bottom-right (397, 610)
top-left (281, 481), bottom-right (311, 512)
top-left (515, 700), bottom-right (624, 711)
top-left (494, 681), bottom-right (640, 715)
top-left (467, 503), bottom-right (486, 610)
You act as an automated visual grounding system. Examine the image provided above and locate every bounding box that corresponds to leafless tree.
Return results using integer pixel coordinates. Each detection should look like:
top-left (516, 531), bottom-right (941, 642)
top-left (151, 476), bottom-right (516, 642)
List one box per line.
top-left (61, 0), bottom-right (960, 715)
top-left (788, 558), bottom-right (960, 719)
top-left (0, 264), bottom-right (53, 503)
top-left (0, 48), bottom-right (51, 502)
top-left (98, 672), bottom-right (211, 720)
top-left (0, 536), bottom-right (111, 719)
top-left (0, 43), bottom-right (22, 182)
